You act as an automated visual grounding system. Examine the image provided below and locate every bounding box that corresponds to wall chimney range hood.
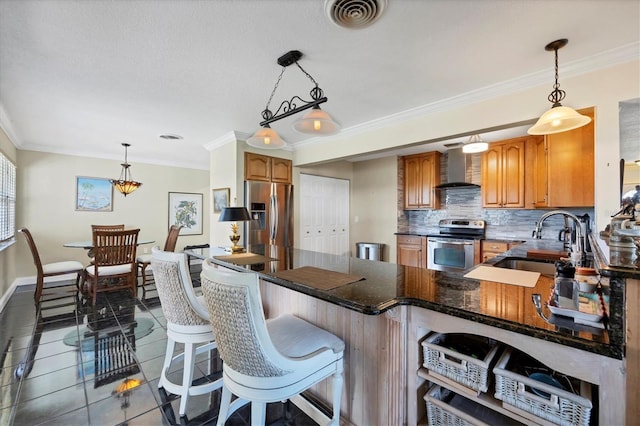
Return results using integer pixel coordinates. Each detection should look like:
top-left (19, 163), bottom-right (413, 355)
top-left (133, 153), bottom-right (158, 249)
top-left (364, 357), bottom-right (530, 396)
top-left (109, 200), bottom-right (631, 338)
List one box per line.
top-left (435, 148), bottom-right (480, 190)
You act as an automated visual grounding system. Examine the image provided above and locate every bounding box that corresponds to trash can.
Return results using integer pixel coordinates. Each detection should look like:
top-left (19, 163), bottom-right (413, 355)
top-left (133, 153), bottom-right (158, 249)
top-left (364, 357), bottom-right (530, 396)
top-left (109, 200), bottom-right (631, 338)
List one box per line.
top-left (356, 242), bottom-right (385, 261)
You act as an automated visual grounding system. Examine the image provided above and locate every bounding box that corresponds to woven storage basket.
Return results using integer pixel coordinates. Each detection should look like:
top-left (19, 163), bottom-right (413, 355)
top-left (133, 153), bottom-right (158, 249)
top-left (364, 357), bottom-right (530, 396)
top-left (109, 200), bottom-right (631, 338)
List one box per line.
top-left (493, 348), bottom-right (592, 426)
top-left (422, 333), bottom-right (500, 393)
top-left (424, 385), bottom-right (491, 426)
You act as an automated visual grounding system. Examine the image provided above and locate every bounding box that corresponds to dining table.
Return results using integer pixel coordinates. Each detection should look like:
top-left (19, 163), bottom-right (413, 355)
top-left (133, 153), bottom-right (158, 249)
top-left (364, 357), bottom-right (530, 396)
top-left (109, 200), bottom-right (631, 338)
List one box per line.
top-left (64, 239), bottom-right (155, 257)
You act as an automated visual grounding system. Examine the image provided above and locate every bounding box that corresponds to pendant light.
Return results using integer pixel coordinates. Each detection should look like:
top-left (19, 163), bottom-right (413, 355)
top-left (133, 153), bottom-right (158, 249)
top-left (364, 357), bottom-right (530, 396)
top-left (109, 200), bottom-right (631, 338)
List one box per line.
top-left (110, 143), bottom-right (142, 196)
top-left (247, 50), bottom-right (340, 149)
top-left (528, 39), bottom-right (591, 135)
top-left (462, 134), bottom-right (488, 153)
top-left (246, 125), bottom-right (286, 149)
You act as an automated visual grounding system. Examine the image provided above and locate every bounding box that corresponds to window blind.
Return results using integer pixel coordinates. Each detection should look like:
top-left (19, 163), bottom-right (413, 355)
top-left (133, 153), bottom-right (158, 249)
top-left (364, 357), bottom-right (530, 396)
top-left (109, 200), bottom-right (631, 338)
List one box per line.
top-left (0, 152), bottom-right (16, 242)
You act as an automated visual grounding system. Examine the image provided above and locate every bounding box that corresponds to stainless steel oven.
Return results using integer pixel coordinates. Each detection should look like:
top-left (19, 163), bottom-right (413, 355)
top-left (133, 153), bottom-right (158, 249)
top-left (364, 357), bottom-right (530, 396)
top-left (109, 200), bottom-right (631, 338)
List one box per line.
top-left (427, 219), bottom-right (485, 272)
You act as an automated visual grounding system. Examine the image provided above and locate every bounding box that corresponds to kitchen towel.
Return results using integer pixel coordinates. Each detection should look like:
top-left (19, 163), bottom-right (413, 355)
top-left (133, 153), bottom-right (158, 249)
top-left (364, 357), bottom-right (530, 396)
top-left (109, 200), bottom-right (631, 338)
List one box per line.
top-left (272, 266), bottom-right (364, 291)
top-left (464, 266), bottom-right (540, 288)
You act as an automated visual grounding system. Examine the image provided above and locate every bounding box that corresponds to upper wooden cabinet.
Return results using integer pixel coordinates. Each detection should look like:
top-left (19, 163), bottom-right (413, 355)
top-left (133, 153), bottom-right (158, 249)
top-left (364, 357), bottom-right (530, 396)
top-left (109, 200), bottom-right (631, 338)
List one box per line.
top-left (528, 107), bottom-right (595, 208)
top-left (403, 151), bottom-right (441, 210)
top-left (244, 152), bottom-right (292, 184)
top-left (481, 137), bottom-right (526, 208)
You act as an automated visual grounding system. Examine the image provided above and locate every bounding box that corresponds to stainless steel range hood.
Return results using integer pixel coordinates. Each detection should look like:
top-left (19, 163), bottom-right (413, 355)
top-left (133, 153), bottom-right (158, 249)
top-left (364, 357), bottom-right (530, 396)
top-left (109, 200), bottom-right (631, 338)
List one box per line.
top-left (435, 148), bottom-right (480, 189)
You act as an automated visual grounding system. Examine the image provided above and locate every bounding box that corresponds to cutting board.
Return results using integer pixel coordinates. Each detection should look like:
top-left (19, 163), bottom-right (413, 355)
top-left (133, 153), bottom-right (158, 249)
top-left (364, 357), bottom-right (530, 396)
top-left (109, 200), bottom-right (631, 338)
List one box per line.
top-left (464, 266), bottom-right (540, 288)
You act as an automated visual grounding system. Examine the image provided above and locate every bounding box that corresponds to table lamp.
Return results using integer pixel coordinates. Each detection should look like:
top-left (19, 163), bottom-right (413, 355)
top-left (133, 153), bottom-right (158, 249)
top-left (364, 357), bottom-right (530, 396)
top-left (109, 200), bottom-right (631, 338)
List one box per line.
top-left (219, 207), bottom-right (252, 253)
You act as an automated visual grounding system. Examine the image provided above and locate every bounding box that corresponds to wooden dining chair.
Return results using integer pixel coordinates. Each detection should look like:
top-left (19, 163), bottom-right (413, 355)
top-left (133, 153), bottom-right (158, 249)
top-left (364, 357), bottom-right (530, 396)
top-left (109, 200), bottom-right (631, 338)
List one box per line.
top-left (137, 225), bottom-right (182, 295)
top-left (91, 224), bottom-right (125, 232)
top-left (18, 228), bottom-right (85, 303)
top-left (84, 228), bottom-right (140, 305)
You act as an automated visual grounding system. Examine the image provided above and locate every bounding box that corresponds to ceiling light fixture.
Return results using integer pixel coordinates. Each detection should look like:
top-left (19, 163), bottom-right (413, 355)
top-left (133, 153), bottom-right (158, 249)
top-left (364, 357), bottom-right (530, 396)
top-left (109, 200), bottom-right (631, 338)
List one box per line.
top-left (110, 143), bottom-right (142, 197)
top-left (247, 50), bottom-right (340, 149)
top-left (528, 39), bottom-right (591, 135)
top-left (462, 134), bottom-right (488, 153)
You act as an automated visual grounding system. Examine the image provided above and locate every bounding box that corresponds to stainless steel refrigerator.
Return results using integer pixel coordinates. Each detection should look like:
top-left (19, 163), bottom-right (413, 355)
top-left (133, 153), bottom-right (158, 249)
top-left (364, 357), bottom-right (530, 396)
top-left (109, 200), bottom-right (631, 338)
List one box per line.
top-left (244, 181), bottom-right (293, 249)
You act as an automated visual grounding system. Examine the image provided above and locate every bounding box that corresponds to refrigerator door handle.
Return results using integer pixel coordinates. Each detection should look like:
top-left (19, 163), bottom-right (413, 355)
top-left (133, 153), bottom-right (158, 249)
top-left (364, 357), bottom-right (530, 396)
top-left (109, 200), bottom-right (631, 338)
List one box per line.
top-left (270, 186), bottom-right (278, 242)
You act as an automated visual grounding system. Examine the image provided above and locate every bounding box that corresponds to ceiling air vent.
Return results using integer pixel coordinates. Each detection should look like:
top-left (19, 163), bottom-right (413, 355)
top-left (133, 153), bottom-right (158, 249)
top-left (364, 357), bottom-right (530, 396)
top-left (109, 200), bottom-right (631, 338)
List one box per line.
top-left (325, 0), bottom-right (387, 29)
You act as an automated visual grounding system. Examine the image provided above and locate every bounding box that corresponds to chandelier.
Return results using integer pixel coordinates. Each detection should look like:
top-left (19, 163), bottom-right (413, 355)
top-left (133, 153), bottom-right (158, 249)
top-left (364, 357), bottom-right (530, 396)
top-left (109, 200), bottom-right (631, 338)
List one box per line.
top-left (110, 143), bottom-right (142, 196)
top-left (528, 39), bottom-right (591, 135)
top-left (247, 50), bottom-right (340, 149)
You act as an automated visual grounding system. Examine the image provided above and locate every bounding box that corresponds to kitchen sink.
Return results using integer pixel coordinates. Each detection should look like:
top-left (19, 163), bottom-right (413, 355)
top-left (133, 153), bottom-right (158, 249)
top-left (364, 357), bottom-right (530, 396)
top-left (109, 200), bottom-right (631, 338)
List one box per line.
top-left (492, 257), bottom-right (556, 276)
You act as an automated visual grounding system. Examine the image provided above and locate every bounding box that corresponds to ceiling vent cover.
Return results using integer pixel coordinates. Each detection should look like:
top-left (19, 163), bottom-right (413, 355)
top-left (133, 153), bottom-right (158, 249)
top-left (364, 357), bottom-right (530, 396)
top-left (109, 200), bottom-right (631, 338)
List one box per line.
top-left (325, 0), bottom-right (387, 29)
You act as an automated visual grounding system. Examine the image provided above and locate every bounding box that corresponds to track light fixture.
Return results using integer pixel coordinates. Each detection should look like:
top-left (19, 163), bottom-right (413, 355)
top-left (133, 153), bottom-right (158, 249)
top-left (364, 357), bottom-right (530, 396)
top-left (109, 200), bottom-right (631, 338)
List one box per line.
top-left (528, 39), bottom-right (591, 135)
top-left (247, 50), bottom-right (340, 149)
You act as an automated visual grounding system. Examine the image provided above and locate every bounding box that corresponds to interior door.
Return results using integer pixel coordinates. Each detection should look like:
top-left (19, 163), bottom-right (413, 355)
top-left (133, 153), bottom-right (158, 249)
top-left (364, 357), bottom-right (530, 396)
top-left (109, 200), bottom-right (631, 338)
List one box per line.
top-left (299, 174), bottom-right (350, 255)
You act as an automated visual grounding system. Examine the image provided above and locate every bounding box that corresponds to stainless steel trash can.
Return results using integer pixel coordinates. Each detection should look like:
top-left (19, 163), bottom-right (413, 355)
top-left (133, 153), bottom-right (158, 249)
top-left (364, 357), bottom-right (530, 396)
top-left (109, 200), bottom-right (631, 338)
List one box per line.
top-left (356, 242), bottom-right (384, 261)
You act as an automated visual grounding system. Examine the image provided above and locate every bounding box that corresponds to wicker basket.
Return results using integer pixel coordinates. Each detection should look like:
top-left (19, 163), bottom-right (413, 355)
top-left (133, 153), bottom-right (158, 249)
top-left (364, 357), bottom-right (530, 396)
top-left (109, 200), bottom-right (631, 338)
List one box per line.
top-left (424, 385), bottom-right (491, 426)
top-left (422, 333), bottom-right (500, 393)
top-left (493, 348), bottom-right (592, 426)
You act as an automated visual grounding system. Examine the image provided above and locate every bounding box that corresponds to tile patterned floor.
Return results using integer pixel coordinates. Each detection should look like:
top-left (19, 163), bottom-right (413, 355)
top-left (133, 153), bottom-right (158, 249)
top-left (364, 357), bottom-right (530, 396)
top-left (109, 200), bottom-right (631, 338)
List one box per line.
top-left (0, 271), bottom-right (318, 425)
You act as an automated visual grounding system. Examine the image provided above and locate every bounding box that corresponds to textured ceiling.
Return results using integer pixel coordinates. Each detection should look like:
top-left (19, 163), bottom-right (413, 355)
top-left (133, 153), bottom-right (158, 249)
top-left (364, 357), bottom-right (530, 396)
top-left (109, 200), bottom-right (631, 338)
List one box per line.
top-left (0, 0), bottom-right (639, 170)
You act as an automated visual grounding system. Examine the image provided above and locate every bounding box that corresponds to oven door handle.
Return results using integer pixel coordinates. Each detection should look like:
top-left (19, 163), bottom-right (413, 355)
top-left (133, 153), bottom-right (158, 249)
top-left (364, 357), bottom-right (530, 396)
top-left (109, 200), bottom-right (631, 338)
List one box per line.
top-left (428, 239), bottom-right (474, 246)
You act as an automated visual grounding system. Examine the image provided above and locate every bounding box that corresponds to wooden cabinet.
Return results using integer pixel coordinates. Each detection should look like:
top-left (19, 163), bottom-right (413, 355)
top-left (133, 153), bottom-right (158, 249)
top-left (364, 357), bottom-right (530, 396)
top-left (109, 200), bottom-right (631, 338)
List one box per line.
top-left (481, 137), bottom-right (525, 208)
top-left (529, 107), bottom-right (595, 208)
top-left (403, 152), bottom-right (440, 210)
top-left (481, 240), bottom-right (509, 262)
top-left (244, 152), bottom-right (292, 183)
top-left (481, 239), bottom-right (522, 262)
top-left (397, 235), bottom-right (427, 267)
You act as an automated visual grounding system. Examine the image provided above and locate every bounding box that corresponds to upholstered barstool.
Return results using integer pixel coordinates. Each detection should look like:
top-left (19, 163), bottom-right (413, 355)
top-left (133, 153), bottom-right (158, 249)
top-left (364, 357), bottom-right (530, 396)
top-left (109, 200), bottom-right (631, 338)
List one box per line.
top-left (200, 260), bottom-right (345, 426)
top-left (137, 225), bottom-right (182, 296)
top-left (151, 247), bottom-right (222, 417)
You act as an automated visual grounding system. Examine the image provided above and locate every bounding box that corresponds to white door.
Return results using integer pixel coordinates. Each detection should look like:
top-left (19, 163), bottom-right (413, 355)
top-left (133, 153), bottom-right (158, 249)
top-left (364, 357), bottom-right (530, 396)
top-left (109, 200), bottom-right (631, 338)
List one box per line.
top-left (300, 174), bottom-right (350, 256)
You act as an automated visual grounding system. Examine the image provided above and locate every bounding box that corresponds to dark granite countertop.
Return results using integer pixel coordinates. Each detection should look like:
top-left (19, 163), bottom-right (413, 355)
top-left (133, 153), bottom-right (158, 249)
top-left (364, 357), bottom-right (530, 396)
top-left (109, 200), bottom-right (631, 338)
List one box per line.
top-left (189, 241), bottom-right (626, 359)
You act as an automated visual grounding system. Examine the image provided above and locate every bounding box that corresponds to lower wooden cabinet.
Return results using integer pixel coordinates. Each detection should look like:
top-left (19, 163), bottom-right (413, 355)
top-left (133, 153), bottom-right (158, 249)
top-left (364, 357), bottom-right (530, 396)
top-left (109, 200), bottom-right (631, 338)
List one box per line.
top-left (397, 235), bottom-right (427, 267)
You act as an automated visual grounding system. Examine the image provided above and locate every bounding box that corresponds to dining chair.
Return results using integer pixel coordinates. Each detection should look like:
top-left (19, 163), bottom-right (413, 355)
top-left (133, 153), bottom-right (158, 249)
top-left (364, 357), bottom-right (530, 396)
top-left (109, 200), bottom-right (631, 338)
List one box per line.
top-left (84, 228), bottom-right (139, 305)
top-left (137, 225), bottom-right (182, 295)
top-left (151, 247), bottom-right (223, 418)
top-left (200, 260), bottom-right (345, 426)
top-left (91, 224), bottom-right (125, 232)
top-left (18, 228), bottom-right (85, 303)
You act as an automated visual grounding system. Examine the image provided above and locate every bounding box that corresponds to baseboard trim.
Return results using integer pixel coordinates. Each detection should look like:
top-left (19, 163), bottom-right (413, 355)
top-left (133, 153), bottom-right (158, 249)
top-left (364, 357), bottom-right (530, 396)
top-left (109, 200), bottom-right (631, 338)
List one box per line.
top-left (0, 273), bottom-right (79, 313)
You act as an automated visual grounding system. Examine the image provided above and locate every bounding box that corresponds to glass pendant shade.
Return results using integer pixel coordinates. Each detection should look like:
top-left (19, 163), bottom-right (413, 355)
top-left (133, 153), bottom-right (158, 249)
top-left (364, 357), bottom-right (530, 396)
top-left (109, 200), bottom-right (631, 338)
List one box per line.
top-left (528, 105), bottom-right (592, 135)
top-left (462, 134), bottom-right (488, 153)
top-left (246, 126), bottom-right (286, 149)
top-left (293, 107), bottom-right (340, 135)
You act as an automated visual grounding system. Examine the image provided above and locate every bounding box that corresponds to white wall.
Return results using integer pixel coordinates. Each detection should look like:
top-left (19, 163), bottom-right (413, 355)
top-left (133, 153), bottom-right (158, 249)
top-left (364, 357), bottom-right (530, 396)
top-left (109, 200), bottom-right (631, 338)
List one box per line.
top-left (351, 157), bottom-right (398, 262)
top-left (15, 150), bottom-right (210, 277)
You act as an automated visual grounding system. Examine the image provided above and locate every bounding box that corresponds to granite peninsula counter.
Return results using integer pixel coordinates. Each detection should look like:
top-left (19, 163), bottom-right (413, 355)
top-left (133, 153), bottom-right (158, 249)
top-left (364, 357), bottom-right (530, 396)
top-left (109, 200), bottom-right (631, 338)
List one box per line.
top-left (187, 240), bottom-right (631, 425)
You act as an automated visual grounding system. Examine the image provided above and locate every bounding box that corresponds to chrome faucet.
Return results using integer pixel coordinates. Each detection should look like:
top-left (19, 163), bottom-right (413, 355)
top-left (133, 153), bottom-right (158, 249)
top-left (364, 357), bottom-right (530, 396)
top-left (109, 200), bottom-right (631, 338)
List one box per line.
top-left (533, 210), bottom-right (586, 261)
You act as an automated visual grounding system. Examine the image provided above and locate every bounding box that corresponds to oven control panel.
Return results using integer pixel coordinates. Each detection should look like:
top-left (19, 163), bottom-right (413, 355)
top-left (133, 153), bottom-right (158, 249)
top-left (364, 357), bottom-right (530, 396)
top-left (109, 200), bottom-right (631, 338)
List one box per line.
top-left (438, 219), bottom-right (486, 230)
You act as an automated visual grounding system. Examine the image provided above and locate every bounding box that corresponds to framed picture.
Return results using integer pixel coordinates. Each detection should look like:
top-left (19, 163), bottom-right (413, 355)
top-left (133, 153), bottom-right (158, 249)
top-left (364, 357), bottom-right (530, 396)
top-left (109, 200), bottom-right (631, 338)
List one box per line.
top-left (212, 187), bottom-right (230, 213)
top-left (75, 177), bottom-right (114, 212)
top-left (168, 192), bottom-right (203, 235)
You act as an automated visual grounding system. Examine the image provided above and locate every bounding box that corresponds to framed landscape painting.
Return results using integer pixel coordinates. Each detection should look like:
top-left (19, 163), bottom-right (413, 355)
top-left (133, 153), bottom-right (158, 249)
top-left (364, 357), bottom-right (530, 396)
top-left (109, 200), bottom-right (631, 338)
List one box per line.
top-left (75, 177), bottom-right (113, 212)
top-left (168, 192), bottom-right (203, 235)
top-left (212, 187), bottom-right (230, 213)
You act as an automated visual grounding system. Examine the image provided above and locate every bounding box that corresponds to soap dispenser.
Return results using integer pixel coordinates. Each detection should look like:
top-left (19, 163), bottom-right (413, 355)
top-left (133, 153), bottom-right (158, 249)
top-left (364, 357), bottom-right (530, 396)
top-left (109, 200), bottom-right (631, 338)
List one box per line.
top-left (554, 260), bottom-right (579, 310)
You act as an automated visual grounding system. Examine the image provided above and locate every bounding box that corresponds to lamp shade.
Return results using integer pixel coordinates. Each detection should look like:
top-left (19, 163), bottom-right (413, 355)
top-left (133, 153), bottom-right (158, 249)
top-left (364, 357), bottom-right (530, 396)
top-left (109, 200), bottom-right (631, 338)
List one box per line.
top-left (293, 107), bottom-right (340, 135)
top-left (527, 105), bottom-right (592, 135)
top-left (246, 126), bottom-right (286, 149)
top-left (462, 134), bottom-right (488, 153)
top-left (219, 207), bottom-right (251, 222)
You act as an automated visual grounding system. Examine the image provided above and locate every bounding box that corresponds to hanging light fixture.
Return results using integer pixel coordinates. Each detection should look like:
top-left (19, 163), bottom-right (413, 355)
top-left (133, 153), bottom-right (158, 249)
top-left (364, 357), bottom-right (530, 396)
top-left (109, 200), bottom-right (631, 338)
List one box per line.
top-left (110, 143), bottom-right (142, 197)
top-left (462, 134), bottom-right (488, 153)
top-left (528, 39), bottom-right (591, 135)
top-left (247, 50), bottom-right (340, 149)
